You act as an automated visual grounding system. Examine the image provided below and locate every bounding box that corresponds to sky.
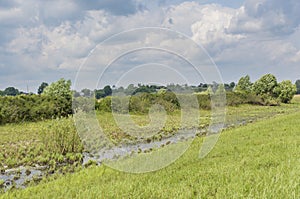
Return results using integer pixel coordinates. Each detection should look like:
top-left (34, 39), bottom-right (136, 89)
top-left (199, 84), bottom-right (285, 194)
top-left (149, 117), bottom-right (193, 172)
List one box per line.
top-left (0, 0), bottom-right (300, 91)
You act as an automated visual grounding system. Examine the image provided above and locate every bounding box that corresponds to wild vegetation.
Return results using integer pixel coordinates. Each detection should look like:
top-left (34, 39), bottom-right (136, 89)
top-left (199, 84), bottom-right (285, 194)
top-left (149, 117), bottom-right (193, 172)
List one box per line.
top-left (2, 103), bottom-right (300, 198)
top-left (0, 74), bottom-right (299, 197)
top-left (0, 95), bottom-right (72, 125)
top-left (236, 74), bottom-right (296, 105)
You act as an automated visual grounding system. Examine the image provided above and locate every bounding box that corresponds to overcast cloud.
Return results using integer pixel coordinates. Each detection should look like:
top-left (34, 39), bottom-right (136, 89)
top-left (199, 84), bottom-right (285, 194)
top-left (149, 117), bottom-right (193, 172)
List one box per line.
top-left (0, 0), bottom-right (299, 91)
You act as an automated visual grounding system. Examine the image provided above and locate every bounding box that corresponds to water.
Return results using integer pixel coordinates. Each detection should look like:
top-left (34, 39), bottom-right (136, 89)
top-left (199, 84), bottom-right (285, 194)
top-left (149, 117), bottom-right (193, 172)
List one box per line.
top-left (0, 119), bottom-right (250, 191)
top-left (82, 129), bottom-right (202, 164)
top-left (0, 166), bottom-right (45, 191)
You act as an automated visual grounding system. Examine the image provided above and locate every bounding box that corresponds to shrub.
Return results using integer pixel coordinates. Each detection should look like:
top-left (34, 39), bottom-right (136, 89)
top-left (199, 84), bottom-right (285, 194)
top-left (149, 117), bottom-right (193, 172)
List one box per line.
top-left (274, 80), bottom-right (297, 103)
top-left (252, 74), bottom-right (278, 97)
top-left (235, 75), bottom-right (252, 93)
top-left (0, 95), bottom-right (72, 125)
top-left (95, 91), bottom-right (264, 113)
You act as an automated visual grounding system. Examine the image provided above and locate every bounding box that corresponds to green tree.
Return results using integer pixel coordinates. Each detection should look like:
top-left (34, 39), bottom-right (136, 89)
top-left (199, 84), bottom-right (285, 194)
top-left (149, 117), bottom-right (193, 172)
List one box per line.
top-left (37, 82), bottom-right (49, 95)
top-left (252, 74), bottom-right (277, 97)
top-left (103, 85), bottom-right (112, 96)
top-left (229, 82), bottom-right (236, 89)
top-left (43, 78), bottom-right (72, 100)
top-left (4, 87), bottom-right (19, 96)
top-left (125, 84), bottom-right (137, 95)
top-left (235, 75), bottom-right (252, 93)
top-left (295, 80), bottom-right (300, 94)
top-left (274, 80), bottom-right (297, 103)
top-left (81, 88), bottom-right (92, 97)
top-left (95, 89), bottom-right (105, 99)
top-left (73, 90), bottom-right (81, 98)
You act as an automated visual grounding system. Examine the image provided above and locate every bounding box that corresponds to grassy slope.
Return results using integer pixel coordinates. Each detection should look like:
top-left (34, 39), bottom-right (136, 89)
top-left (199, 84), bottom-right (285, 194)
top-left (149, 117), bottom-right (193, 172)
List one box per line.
top-left (2, 111), bottom-right (300, 198)
top-left (2, 101), bottom-right (299, 170)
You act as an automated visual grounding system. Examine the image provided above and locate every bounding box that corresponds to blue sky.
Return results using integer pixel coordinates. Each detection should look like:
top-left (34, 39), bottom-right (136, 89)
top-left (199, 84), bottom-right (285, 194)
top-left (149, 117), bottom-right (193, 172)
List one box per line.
top-left (0, 0), bottom-right (300, 91)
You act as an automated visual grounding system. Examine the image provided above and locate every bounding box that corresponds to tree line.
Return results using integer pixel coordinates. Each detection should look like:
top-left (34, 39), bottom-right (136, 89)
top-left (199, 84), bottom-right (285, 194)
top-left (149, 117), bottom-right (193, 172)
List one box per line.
top-left (0, 74), bottom-right (298, 125)
top-left (2, 77), bottom-right (300, 99)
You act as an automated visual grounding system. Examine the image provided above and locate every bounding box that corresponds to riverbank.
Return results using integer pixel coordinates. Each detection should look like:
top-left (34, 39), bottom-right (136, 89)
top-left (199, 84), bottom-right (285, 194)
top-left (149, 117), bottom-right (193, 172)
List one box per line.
top-left (2, 107), bottom-right (300, 198)
top-left (1, 98), bottom-right (300, 193)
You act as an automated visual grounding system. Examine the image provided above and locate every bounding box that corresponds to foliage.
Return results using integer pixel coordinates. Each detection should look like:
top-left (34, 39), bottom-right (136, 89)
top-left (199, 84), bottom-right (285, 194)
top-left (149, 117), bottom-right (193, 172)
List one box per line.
top-left (3, 87), bottom-right (20, 96)
top-left (274, 80), bottom-right (297, 103)
top-left (95, 91), bottom-right (264, 113)
top-left (252, 74), bottom-right (277, 96)
top-left (42, 78), bottom-right (72, 100)
top-left (95, 85), bottom-right (112, 99)
top-left (235, 75), bottom-right (252, 93)
top-left (81, 88), bottom-right (92, 97)
top-left (251, 74), bottom-right (296, 104)
top-left (0, 95), bottom-right (72, 125)
top-left (1, 97), bottom-right (300, 193)
top-left (103, 85), bottom-right (112, 96)
top-left (4, 111), bottom-right (300, 198)
top-left (295, 79), bottom-right (300, 94)
top-left (37, 82), bottom-right (49, 95)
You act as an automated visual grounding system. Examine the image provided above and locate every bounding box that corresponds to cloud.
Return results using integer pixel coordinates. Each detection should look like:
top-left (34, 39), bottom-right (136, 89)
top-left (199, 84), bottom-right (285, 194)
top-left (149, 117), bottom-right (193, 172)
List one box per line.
top-left (1, 0), bottom-right (300, 91)
top-left (229, 0), bottom-right (300, 36)
top-left (77, 0), bottom-right (142, 16)
top-left (190, 4), bottom-right (245, 53)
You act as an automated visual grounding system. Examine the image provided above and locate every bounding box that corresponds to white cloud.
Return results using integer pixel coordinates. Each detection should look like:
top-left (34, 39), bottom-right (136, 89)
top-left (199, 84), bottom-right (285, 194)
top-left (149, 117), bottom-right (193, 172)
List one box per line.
top-left (190, 4), bottom-right (245, 51)
top-left (1, 0), bottom-right (300, 90)
top-left (229, 0), bottom-right (300, 35)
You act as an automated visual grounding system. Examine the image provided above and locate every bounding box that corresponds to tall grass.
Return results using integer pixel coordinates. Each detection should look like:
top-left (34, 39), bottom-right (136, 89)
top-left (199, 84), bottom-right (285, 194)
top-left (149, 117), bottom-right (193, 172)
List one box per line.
top-left (2, 110), bottom-right (300, 198)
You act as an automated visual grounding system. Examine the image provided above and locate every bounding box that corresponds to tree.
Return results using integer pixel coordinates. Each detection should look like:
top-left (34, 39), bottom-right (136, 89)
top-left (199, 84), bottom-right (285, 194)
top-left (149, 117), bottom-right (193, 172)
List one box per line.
top-left (73, 90), bottom-right (81, 98)
top-left (3, 87), bottom-right (19, 96)
top-left (37, 82), bottom-right (49, 95)
top-left (125, 84), bottom-right (136, 95)
top-left (274, 80), bottom-right (296, 103)
top-left (252, 74), bottom-right (277, 97)
top-left (229, 82), bottom-right (236, 89)
top-left (94, 86), bottom-right (112, 99)
top-left (43, 78), bottom-right (72, 100)
top-left (0, 90), bottom-right (3, 96)
top-left (235, 75), bottom-right (252, 93)
top-left (295, 80), bottom-right (300, 94)
top-left (81, 88), bottom-right (92, 97)
top-left (95, 89), bottom-right (105, 99)
top-left (103, 85), bottom-right (112, 96)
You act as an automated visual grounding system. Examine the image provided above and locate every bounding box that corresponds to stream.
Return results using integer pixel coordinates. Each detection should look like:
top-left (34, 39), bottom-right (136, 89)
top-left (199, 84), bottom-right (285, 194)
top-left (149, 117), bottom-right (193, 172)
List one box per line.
top-left (0, 119), bottom-right (249, 191)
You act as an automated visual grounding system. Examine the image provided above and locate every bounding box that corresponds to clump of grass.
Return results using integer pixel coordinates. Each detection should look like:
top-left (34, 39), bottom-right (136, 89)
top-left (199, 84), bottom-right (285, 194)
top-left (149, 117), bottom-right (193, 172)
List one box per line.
top-left (40, 117), bottom-right (84, 155)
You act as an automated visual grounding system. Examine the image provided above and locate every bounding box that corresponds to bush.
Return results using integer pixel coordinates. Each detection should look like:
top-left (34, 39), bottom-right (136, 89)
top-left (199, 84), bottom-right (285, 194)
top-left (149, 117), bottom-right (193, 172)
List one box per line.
top-left (95, 91), bottom-right (264, 113)
top-left (235, 75), bottom-right (252, 93)
top-left (274, 80), bottom-right (297, 103)
top-left (252, 74), bottom-right (278, 97)
top-left (0, 95), bottom-right (72, 125)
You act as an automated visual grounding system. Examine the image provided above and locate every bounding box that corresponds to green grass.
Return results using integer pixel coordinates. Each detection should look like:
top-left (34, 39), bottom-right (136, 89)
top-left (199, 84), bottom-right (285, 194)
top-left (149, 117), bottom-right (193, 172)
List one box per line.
top-left (2, 108), bottom-right (300, 198)
top-left (1, 98), bottom-right (300, 172)
top-left (0, 117), bottom-right (83, 173)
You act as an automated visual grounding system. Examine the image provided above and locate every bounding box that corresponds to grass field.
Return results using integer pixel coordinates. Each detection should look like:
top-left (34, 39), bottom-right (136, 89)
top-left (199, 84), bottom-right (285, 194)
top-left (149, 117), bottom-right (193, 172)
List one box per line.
top-left (1, 101), bottom-right (300, 198)
top-left (1, 99), bottom-right (300, 171)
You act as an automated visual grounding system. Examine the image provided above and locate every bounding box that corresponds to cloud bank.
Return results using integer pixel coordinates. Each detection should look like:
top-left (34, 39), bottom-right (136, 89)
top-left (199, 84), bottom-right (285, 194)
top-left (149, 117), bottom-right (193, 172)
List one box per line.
top-left (0, 0), bottom-right (299, 91)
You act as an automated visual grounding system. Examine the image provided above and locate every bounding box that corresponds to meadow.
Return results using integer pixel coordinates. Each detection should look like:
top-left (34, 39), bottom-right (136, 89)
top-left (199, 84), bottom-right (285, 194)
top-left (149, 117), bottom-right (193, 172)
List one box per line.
top-left (0, 96), bottom-right (299, 197)
top-left (1, 99), bottom-right (299, 198)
